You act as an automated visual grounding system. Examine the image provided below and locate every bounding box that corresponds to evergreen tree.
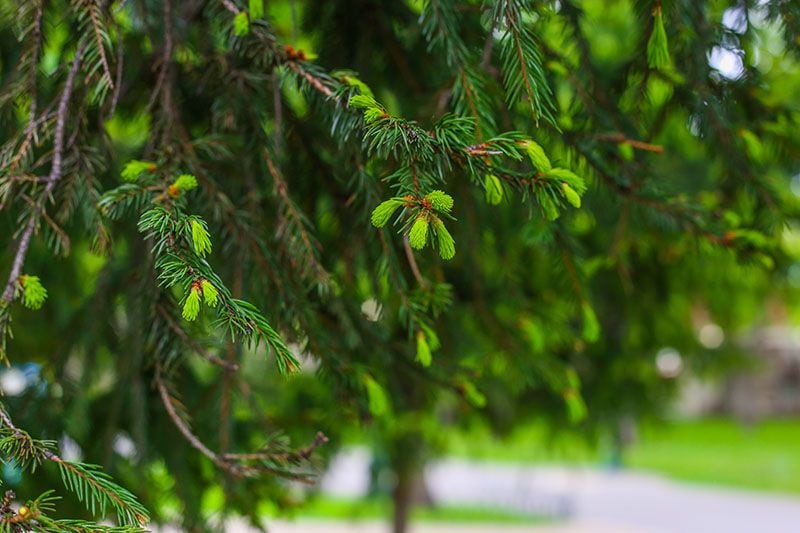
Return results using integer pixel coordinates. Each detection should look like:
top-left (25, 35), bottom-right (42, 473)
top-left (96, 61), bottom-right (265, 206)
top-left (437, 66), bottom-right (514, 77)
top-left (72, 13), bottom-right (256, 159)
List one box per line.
top-left (0, 0), bottom-right (798, 531)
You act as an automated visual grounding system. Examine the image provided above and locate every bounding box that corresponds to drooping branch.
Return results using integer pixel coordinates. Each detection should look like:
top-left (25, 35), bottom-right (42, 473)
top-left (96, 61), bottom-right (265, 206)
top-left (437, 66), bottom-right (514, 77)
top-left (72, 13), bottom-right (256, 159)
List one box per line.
top-left (155, 364), bottom-right (321, 482)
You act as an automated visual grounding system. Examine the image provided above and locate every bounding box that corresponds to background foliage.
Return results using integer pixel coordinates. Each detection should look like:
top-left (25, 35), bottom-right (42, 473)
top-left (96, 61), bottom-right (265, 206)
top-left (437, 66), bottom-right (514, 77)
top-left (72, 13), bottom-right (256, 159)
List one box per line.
top-left (0, 0), bottom-right (798, 531)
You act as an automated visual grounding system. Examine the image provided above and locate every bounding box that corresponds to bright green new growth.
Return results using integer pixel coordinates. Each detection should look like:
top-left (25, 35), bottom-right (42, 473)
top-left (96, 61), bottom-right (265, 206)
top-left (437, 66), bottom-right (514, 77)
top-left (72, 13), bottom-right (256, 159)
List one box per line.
top-left (520, 140), bottom-right (551, 172)
top-left (19, 275), bottom-right (47, 310)
top-left (349, 94), bottom-right (379, 110)
top-left (408, 216), bottom-right (430, 250)
top-left (416, 330), bottom-right (432, 367)
top-left (249, 0), bottom-right (264, 19)
top-left (201, 280), bottom-right (219, 307)
top-left (425, 190), bottom-right (454, 213)
top-left (363, 375), bottom-right (390, 416)
top-left (581, 302), bottom-right (600, 342)
top-left (349, 94), bottom-right (385, 123)
top-left (172, 174), bottom-right (198, 193)
top-left (432, 219), bottom-right (456, 260)
top-left (121, 160), bottom-right (156, 182)
top-left (190, 219), bottom-right (212, 257)
top-left (460, 381), bottom-right (487, 408)
top-left (371, 199), bottom-right (404, 228)
top-left (562, 183), bottom-right (581, 208)
top-left (564, 388), bottom-right (588, 423)
top-left (544, 168), bottom-right (587, 193)
top-left (340, 74), bottom-right (374, 98)
top-left (484, 174), bottom-right (504, 205)
top-left (233, 11), bottom-right (250, 36)
top-left (647, 7), bottom-right (670, 69)
top-left (182, 287), bottom-right (202, 321)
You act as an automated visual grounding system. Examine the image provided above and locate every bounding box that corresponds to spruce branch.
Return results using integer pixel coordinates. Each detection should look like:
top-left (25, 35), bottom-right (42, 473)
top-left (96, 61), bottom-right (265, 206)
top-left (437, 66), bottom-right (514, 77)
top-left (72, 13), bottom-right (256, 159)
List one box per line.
top-left (491, 0), bottom-right (556, 126)
top-left (263, 150), bottom-right (330, 287)
top-left (0, 405), bottom-right (149, 529)
top-left (78, 0), bottom-right (115, 92)
top-left (1, 46), bottom-right (84, 306)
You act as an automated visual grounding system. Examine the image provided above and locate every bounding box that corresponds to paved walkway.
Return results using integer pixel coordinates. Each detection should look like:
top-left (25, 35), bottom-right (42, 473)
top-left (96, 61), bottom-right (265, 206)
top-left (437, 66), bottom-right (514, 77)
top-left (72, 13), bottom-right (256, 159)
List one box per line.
top-left (317, 448), bottom-right (800, 533)
top-left (159, 448), bottom-right (800, 532)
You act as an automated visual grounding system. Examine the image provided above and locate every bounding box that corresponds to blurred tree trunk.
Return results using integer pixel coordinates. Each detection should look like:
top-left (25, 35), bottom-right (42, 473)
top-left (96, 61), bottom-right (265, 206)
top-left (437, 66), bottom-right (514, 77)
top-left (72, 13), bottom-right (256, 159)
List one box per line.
top-left (392, 468), bottom-right (413, 533)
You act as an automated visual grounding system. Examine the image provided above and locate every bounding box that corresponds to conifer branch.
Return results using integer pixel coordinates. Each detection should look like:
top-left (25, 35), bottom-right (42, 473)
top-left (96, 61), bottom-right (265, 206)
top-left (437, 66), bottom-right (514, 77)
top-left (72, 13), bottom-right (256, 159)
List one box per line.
top-left (25, 0), bottom-right (44, 136)
top-left (155, 365), bottom-right (243, 475)
top-left (263, 150), bottom-right (330, 286)
top-left (1, 46), bottom-right (84, 305)
top-left (0, 405), bottom-right (149, 528)
top-left (85, 0), bottom-right (115, 91)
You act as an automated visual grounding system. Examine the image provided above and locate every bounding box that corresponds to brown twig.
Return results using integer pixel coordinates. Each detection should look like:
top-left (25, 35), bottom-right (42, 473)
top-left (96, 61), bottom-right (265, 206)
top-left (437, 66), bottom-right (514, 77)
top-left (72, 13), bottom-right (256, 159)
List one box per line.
top-left (596, 132), bottom-right (664, 153)
top-left (155, 365), bottom-right (245, 476)
top-left (25, 0), bottom-right (43, 139)
top-left (222, 431), bottom-right (329, 462)
top-left (403, 234), bottom-right (426, 287)
top-left (286, 62), bottom-right (334, 98)
top-left (219, 0), bottom-right (240, 14)
top-left (155, 365), bottom-right (320, 482)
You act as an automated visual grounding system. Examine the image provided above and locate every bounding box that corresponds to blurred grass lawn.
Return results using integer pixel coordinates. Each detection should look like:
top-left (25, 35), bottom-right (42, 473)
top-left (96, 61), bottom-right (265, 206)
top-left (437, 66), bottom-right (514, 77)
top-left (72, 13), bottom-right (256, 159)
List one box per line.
top-left (297, 497), bottom-right (536, 523)
top-left (444, 418), bottom-right (800, 494)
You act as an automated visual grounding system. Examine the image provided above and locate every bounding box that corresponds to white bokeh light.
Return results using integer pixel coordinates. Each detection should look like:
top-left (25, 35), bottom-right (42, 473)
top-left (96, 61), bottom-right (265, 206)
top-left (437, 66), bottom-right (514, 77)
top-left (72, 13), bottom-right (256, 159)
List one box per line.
top-left (360, 298), bottom-right (383, 322)
top-left (0, 368), bottom-right (27, 396)
top-left (708, 46), bottom-right (745, 80)
top-left (113, 433), bottom-right (137, 460)
top-left (722, 7), bottom-right (747, 34)
top-left (656, 347), bottom-right (683, 379)
top-left (698, 323), bottom-right (725, 349)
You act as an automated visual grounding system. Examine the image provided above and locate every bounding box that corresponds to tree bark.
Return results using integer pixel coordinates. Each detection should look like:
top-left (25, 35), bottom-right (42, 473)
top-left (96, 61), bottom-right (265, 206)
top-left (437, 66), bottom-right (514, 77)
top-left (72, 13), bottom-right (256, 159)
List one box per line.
top-left (392, 467), bottom-right (413, 533)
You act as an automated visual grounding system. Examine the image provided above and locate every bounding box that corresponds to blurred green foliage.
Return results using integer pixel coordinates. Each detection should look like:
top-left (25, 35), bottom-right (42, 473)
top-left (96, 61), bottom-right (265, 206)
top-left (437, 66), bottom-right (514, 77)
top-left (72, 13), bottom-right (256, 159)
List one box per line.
top-left (0, 0), bottom-right (799, 531)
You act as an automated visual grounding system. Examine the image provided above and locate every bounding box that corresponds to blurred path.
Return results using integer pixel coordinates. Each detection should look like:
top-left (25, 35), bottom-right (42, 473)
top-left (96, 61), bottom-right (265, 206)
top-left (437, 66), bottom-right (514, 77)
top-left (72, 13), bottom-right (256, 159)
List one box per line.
top-left (316, 448), bottom-right (800, 533)
top-left (265, 520), bottom-right (634, 532)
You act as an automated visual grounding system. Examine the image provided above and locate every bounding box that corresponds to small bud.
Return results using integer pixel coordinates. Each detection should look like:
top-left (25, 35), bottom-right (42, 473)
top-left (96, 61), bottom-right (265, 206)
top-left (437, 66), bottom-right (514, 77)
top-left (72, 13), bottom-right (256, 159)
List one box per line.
top-left (520, 140), bottom-right (552, 172)
top-left (460, 381), bottom-right (487, 408)
top-left (408, 216), bottom-right (429, 250)
top-left (431, 218), bottom-right (456, 260)
top-left (201, 280), bottom-right (219, 307)
top-left (561, 183), bottom-right (581, 208)
top-left (647, 6), bottom-right (670, 70)
top-left (544, 168), bottom-right (585, 191)
top-left (18, 275), bottom-right (47, 310)
top-left (233, 11), bottom-right (250, 36)
top-left (370, 199), bottom-right (403, 228)
top-left (190, 219), bottom-right (212, 256)
top-left (121, 160), bottom-right (157, 182)
top-left (416, 330), bottom-right (432, 367)
top-left (182, 286), bottom-right (202, 321)
top-left (170, 174), bottom-right (198, 197)
top-left (349, 94), bottom-right (386, 123)
top-left (424, 190), bottom-right (454, 213)
top-left (581, 302), bottom-right (600, 343)
top-left (18, 506), bottom-right (29, 517)
top-left (484, 174), bottom-right (504, 205)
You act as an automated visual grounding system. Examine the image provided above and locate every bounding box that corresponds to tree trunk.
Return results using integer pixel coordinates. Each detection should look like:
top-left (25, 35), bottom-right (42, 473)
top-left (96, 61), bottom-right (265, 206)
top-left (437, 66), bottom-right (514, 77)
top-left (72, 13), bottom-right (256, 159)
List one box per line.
top-left (392, 468), bottom-right (413, 533)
